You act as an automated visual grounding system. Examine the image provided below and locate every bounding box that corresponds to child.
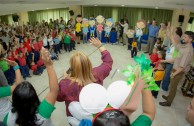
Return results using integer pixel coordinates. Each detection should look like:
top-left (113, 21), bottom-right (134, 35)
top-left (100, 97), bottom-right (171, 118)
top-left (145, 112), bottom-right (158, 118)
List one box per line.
top-left (64, 32), bottom-right (71, 52)
top-left (152, 62), bottom-right (165, 98)
top-left (154, 38), bottom-right (162, 51)
top-left (18, 43), bottom-right (25, 54)
top-left (30, 53), bottom-right (44, 75)
top-left (131, 38), bottom-right (138, 58)
top-left (7, 51), bottom-right (15, 61)
top-left (50, 46), bottom-right (59, 60)
top-left (53, 34), bottom-right (61, 54)
top-left (150, 48), bottom-right (159, 67)
top-left (17, 51), bottom-right (31, 80)
top-left (37, 37), bottom-right (43, 50)
top-left (0, 54), bottom-right (15, 85)
top-left (47, 34), bottom-right (54, 50)
top-left (31, 39), bottom-right (40, 63)
top-left (154, 51), bottom-right (165, 69)
top-left (69, 28), bottom-right (76, 51)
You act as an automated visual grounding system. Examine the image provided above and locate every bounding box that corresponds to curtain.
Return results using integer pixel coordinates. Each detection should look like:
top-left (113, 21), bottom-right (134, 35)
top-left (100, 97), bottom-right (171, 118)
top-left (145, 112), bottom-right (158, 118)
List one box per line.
top-left (83, 7), bottom-right (112, 19)
top-left (186, 13), bottom-right (194, 32)
top-left (118, 7), bottom-right (142, 28)
top-left (142, 8), bottom-right (173, 24)
top-left (83, 6), bottom-right (173, 30)
top-left (28, 8), bottom-right (70, 25)
top-left (0, 15), bottom-right (9, 24)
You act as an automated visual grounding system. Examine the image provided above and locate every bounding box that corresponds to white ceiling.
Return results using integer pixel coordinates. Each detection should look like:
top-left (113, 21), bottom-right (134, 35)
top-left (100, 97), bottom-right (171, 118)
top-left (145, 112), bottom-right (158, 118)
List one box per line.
top-left (0, 0), bottom-right (193, 16)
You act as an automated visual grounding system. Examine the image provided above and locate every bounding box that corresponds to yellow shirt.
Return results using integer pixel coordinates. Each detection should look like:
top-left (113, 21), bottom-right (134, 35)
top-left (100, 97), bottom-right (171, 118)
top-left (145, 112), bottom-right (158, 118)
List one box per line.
top-left (154, 70), bottom-right (165, 81)
top-left (158, 29), bottom-right (167, 41)
top-left (132, 41), bottom-right (137, 48)
top-left (76, 23), bottom-right (82, 32)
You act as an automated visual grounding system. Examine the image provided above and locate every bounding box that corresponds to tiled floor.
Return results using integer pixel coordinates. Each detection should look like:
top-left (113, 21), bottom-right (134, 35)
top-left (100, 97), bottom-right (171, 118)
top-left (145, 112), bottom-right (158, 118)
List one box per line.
top-left (26, 43), bottom-right (192, 126)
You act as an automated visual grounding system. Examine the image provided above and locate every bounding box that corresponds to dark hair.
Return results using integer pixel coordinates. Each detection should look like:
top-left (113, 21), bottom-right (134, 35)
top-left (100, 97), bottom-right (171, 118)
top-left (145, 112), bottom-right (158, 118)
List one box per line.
top-left (12, 81), bottom-right (41, 126)
top-left (184, 31), bottom-right (194, 41)
top-left (176, 27), bottom-right (182, 37)
top-left (158, 51), bottom-right (166, 59)
top-left (159, 62), bottom-right (166, 69)
top-left (93, 110), bottom-right (130, 126)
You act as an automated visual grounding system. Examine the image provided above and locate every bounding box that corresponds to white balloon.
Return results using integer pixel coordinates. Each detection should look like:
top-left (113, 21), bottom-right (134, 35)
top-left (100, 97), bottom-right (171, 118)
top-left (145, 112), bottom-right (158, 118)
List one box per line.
top-left (107, 81), bottom-right (131, 109)
top-left (79, 83), bottom-right (108, 114)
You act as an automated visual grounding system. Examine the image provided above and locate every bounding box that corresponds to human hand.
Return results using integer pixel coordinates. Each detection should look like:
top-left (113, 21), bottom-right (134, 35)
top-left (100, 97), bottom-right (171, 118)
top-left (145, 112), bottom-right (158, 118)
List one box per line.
top-left (89, 37), bottom-right (102, 48)
top-left (170, 73), bottom-right (175, 78)
top-left (40, 47), bottom-right (53, 66)
top-left (5, 59), bottom-right (18, 66)
top-left (62, 70), bottom-right (69, 79)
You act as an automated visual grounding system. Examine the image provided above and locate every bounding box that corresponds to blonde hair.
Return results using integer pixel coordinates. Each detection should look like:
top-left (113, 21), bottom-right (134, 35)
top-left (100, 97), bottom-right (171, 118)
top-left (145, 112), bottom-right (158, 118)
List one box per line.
top-left (69, 52), bottom-right (96, 86)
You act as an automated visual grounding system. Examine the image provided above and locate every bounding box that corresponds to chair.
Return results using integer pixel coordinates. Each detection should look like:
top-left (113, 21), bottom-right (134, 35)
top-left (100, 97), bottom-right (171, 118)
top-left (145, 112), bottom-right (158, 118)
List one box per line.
top-left (110, 31), bottom-right (117, 44)
top-left (181, 67), bottom-right (194, 97)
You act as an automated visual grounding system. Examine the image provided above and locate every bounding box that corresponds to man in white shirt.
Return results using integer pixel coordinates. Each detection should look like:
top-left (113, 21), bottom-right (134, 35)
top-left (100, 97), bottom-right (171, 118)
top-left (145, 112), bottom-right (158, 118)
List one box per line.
top-left (120, 20), bottom-right (129, 46)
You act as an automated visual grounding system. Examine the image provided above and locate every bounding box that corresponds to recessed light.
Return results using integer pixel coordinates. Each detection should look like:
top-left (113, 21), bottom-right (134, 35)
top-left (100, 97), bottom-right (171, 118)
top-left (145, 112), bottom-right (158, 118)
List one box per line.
top-left (32, 10), bottom-right (34, 11)
top-left (94, 5), bottom-right (98, 6)
top-left (121, 5), bottom-right (125, 7)
top-left (46, 8), bottom-right (49, 9)
top-left (155, 6), bottom-right (159, 9)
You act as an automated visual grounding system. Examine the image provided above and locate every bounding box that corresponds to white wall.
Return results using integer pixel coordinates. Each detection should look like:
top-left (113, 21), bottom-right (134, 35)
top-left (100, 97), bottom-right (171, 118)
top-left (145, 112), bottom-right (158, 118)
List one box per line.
top-left (17, 12), bottom-right (29, 25)
top-left (68, 5), bottom-right (82, 20)
top-left (171, 9), bottom-right (190, 32)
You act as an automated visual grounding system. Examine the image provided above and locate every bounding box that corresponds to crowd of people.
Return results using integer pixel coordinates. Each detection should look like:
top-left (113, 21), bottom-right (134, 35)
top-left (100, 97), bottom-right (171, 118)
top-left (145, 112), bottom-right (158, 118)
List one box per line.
top-left (0, 15), bottom-right (194, 126)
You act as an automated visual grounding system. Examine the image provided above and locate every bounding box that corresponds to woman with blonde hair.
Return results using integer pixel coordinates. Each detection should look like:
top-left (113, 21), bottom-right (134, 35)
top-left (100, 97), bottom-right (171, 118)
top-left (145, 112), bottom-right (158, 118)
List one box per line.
top-left (57, 37), bottom-right (113, 117)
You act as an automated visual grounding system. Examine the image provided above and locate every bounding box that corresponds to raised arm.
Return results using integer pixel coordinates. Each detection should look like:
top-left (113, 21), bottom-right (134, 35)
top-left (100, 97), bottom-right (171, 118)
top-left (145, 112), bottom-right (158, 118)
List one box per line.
top-left (40, 47), bottom-right (59, 105)
top-left (167, 22), bottom-right (179, 46)
top-left (89, 38), bottom-right (113, 84)
top-left (4, 59), bottom-right (23, 93)
top-left (142, 89), bottom-right (155, 121)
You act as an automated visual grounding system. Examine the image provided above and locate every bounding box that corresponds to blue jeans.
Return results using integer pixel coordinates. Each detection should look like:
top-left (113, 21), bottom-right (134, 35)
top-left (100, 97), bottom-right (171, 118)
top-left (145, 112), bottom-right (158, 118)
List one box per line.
top-left (83, 34), bottom-right (88, 44)
top-left (136, 35), bottom-right (142, 50)
top-left (20, 65), bottom-right (30, 79)
top-left (161, 63), bottom-right (173, 91)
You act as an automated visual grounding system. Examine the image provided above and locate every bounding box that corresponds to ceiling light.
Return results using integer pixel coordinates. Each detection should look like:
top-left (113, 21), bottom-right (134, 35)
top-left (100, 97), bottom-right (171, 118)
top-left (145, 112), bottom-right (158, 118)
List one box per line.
top-left (32, 10), bottom-right (34, 11)
top-left (94, 5), bottom-right (98, 6)
top-left (155, 6), bottom-right (159, 9)
top-left (46, 8), bottom-right (49, 9)
top-left (121, 5), bottom-right (125, 7)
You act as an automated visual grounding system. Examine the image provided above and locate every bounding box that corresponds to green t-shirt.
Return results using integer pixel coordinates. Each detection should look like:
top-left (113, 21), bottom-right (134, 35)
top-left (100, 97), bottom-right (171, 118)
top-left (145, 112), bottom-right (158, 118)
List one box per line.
top-left (131, 115), bottom-right (152, 126)
top-left (0, 86), bottom-right (11, 98)
top-left (0, 60), bottom-right (9, 72)
top-left (64, 35), bottom-right (71, 44)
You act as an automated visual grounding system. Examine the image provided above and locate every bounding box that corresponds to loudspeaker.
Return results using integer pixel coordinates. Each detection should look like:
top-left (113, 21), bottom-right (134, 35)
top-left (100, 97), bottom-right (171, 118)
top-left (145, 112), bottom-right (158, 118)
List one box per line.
top-left (69, 10), bottom-right (74, 16)
top-left (188, 17), bottom-right (194, 24)
top-left (178, 15), bottom-right (184, 22)
top-left (12, 14), bottom-right (19, 22)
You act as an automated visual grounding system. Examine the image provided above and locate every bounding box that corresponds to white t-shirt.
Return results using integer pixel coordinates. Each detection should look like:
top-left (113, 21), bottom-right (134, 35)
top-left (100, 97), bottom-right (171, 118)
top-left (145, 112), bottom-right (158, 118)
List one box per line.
top-left (43, 37), bottom-right (48, 46)
top-left (0, 98), bottom-right (11, 121)
top-left (121, 23), bottom-right (129, 33)
top-left (165, 44), bottom-right (175, 61)
top-left (48, 37), bottom-right (54, 46)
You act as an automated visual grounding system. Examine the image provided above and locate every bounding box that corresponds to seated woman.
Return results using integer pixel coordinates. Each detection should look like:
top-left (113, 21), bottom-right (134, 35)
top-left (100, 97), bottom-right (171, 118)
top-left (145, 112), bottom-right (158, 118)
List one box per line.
top-left (0, 47), bottom-right (58, 126)
top-left (57, 38), bottom-right (113, 122)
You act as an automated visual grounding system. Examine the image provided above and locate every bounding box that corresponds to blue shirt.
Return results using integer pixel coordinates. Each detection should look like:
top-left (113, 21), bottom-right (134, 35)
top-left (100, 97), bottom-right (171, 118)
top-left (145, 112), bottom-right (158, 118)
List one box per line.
top-left (53, 38), bottom-right (60, 44)
top-left (147, 24), bottom-right (159, 37)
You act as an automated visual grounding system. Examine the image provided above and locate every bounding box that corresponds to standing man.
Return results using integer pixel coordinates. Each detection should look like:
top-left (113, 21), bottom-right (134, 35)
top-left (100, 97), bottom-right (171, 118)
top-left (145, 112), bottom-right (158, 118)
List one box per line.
top-left (145, 20), bottom-right (159, 55)
top-left (119, 20), bottom-right (129, 46)
top-left (159, 23), bottom-right (194, 107)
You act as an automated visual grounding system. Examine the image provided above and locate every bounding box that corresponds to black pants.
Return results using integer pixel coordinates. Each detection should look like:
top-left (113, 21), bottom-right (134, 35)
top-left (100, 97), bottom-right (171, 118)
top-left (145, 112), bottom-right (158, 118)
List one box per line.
top-left (131, 47), bottom-right (137, 57)
top-left (64, 43), bottom-right (70, 52)
top-left (151, 81), bottom-right (161, 98)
